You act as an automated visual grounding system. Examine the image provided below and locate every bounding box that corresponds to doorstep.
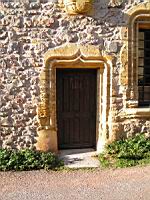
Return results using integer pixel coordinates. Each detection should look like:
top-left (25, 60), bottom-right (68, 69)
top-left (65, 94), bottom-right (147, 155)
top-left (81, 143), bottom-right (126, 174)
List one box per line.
top-left (59, 148), bottom-right (99, 168)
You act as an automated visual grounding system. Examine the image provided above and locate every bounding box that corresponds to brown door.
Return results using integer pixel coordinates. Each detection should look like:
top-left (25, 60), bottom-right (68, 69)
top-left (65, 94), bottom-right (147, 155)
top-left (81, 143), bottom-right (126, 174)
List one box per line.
top-left (56, 69), bottom-right (97, 149)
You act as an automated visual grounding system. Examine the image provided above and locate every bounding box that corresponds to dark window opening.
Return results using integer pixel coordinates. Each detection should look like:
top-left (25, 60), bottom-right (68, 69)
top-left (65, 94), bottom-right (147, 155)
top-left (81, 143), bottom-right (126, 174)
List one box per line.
top-left (138, 29), bottom-right (150, 107)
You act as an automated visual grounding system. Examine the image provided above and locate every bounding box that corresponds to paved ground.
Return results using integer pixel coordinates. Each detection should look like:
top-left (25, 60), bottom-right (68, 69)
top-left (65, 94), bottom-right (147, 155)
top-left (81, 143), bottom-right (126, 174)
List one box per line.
top-left (0, 166), bottom-right (150, 200)
top-left (59, 148), bottom-right (99, 168)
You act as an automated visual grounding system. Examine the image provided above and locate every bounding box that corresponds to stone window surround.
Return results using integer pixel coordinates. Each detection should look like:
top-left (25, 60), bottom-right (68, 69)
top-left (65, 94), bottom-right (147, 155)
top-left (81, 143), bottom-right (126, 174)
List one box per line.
top-left (120, 2), bottom-right (150, 118)
top-left (36, 43), bottom-right (113, 153)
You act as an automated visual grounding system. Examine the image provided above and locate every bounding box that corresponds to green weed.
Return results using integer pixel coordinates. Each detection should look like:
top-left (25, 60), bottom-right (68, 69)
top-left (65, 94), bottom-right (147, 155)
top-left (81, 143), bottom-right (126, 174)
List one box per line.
top-left (99, 134), bottom-right (150, 168)
top-left (0, 149), bottom-right (63, 171)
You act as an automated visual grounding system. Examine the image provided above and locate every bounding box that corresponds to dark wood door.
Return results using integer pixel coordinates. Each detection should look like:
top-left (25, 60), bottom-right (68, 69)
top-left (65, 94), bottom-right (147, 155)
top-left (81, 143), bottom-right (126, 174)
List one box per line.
top-left (56, 69), bottom-right (97, 149)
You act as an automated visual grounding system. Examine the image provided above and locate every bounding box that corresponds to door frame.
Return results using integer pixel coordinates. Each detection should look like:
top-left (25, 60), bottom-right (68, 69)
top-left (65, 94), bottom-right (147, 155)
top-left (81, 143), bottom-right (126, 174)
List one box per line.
top-left (36, 43), bottom-right (113, 153)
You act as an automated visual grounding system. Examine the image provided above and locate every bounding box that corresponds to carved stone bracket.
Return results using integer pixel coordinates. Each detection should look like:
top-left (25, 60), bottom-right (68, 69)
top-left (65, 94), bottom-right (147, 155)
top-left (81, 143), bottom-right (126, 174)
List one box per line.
top-left (58, 0), bottom-right (92, 15)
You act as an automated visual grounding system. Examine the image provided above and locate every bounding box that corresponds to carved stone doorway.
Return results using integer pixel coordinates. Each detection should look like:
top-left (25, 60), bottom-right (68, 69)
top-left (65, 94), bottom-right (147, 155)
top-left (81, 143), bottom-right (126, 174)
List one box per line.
top-left (36, 43), bottom-right (112, 153)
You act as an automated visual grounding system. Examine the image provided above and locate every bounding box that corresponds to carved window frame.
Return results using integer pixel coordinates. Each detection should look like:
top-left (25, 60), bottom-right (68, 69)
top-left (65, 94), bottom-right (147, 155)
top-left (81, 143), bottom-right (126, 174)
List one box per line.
top-left (120, 2), bottom-right (150, 116)
top-left (136, 20), bottom-right (150, 107)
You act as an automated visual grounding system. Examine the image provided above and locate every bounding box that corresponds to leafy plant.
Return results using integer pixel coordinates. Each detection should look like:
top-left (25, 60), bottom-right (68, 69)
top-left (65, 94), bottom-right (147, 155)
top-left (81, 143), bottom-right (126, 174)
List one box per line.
top-left (0, 149), bottom-right (63, 171)
top-left (99, 134), bottom-right (150, 168)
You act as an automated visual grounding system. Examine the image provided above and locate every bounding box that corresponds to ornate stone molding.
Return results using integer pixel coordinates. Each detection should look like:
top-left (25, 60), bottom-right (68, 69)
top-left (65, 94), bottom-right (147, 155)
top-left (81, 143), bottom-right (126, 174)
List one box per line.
top-left (36, 43), bottom-right (113, 152)
top-left (44, 43), bottom-right (113, 66)
top-left (38, 43), bottom-right (111, 131)
top-left (58, 0), bottom-right (92, 15)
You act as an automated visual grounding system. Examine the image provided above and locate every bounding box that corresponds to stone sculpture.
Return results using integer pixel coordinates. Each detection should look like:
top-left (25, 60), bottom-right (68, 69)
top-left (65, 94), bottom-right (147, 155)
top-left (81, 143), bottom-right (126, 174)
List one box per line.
top-left (59, 0), bottom-right (92, 14)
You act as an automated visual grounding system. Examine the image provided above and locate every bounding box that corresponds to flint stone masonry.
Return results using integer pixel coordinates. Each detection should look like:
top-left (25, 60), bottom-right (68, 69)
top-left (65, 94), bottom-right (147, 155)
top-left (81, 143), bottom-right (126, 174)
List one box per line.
top-left (0, 0), bottom-right (149, 151)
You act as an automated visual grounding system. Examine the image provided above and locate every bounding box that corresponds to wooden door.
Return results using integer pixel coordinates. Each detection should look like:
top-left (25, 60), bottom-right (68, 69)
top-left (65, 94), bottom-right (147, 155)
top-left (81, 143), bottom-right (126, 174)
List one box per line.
top-left (56, 69), bottom-right (97, 149)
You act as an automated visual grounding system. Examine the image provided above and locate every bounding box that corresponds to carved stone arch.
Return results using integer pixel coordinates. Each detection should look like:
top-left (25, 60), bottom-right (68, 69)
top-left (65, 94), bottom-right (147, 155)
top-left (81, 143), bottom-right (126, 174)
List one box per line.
top-left (36, 43), bottom-right (113, 153)
top-left (120, 2), bottom-right (150, 108)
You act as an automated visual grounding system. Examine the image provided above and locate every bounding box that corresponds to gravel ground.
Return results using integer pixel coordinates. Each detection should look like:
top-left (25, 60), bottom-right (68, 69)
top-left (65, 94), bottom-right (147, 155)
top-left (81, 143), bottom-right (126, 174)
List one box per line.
top-left (0, 166), bottom-right (150, 200)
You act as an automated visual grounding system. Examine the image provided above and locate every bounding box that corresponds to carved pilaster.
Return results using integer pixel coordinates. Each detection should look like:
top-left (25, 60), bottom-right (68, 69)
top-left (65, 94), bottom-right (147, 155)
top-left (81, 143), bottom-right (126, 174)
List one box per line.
top-left (37, 69), bottom-right (50, 128)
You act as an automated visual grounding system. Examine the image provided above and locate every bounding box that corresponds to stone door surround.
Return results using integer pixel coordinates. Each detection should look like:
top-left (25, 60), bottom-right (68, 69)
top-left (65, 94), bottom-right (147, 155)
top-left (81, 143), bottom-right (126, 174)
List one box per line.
top-left (36, 43), bottom-right (113, 153)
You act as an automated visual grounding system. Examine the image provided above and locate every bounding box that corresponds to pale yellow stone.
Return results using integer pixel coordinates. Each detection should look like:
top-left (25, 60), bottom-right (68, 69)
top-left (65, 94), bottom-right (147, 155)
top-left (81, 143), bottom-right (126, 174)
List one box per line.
top-left (44, 43), bottom-right (106, 65)
top-left (58, 0), bottom-right (92, 15)
top-left (125, 108), bottom-right (150, 118)
top-left (36, 129), bottom-right (58, 153)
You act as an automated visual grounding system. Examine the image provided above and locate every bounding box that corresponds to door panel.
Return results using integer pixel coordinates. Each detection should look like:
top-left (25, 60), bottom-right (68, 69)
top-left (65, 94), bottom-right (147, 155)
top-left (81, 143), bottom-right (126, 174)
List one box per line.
top-left (56, 69), bottom-right (97, 149)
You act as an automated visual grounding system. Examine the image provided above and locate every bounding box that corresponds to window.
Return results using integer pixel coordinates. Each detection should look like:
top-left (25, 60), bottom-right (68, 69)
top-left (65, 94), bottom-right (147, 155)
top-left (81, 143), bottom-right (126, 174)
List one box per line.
top-left (120, 2), bottom-right (150, 110)
top-left (138, 24), bottom-right (150, 107)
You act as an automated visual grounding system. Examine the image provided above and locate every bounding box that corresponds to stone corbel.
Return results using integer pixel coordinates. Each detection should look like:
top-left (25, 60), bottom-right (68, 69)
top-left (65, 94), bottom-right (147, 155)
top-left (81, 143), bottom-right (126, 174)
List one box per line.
top-left (58, 0), bottom-right (93, 15)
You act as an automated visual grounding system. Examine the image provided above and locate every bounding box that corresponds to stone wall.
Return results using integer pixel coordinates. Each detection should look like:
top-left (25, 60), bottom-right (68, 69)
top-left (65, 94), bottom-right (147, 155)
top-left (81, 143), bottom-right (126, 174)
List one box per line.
top-left (0, 0), bottom-right (149, 150)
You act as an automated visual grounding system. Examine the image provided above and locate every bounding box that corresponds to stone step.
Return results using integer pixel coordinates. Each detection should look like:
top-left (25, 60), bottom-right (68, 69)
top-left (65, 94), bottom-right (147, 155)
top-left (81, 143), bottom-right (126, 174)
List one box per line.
top-left (59, 148), bottom-right (99, 168)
